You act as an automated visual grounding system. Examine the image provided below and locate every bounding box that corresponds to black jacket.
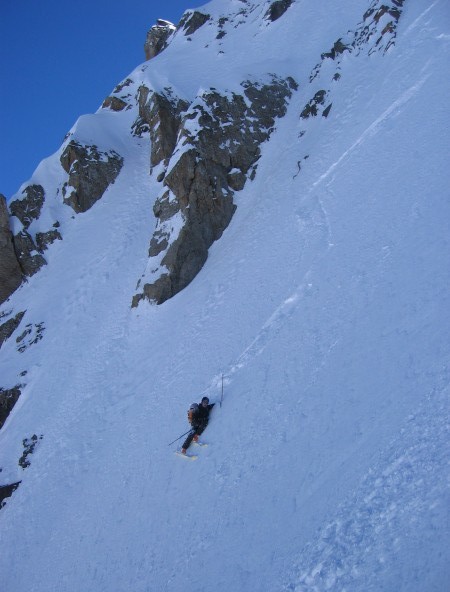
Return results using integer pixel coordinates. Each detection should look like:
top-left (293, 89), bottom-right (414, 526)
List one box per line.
top-left (192, 402), bottom-right (214, 427)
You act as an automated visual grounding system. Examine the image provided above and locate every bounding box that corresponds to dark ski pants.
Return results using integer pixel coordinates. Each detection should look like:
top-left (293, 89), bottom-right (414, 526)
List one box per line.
top-left (182, 423), bottom-right (207, 450)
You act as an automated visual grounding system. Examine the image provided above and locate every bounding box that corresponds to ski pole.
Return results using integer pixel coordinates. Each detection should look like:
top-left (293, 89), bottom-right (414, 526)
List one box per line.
top-left (168, 428), bottom-right (194, 447)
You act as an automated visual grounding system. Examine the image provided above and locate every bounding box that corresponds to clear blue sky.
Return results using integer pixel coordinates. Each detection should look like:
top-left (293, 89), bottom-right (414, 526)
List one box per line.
top-left (0, 0), bottom-right (199, 200)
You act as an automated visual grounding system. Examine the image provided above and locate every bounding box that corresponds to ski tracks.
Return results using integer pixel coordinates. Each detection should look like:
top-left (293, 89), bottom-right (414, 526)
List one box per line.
top-left (310, 70), bottom-right (432, 193)
top-left (284, 387), bottom-right (450, 592)
top-left (23, 142), bottom-right (154, 479)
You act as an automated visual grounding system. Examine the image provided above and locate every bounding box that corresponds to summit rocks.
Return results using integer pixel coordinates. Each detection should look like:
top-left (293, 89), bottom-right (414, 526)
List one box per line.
top-left (144, 19), bottom-right (176, 61)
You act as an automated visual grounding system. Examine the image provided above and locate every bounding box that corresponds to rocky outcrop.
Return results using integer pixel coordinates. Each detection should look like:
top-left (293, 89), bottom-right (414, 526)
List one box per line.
top-left (7, 184), bottom-right (51, 281)
top-left (133, 75), bottom-right (297, 306)
top-left (0, 194), bottom-right (22, 303)
top-left (310, 0), bottom-right (404, 85)
top-left (357, 0), bottom-right (404, 54)
top-left (35, 222), bottom-right (62, 252)
top-left (144, 19), bottom-right (176, 60)
top-left (102, 78), bottom-right (135, 112)
top-left (60, 141), bottom-right (124, 213)
top-left (9, 183), bottom-right (62, 256)
top-left (12, 230), bottom-right (46, 277)
top-left (0, 385), bottom-right (22, 430)
top-left (19, 434), bottom-right (43, 468)
top-left (265, 0), bottom-right (293, 22)
top-left (300, 90), bottom-right (332, 119)
top-left (0, 310), bottom-right (25, 349)
top-left (16, 321), bottom-right (45, 353)
top-left (133, 87), bottom-right (190, 167)
top-left (9, 185), bottom-right (45, 230)
top-left (179, 11), bottom-right (210, 36)
top-left (0, 481), bottom-right (21, 510)
top-left (131, 86), bottom-right (152, 138)
top-left (150, 93), bottom-right (190, 168)
top-left (301, 0), bottom-right (405, 137)
top-left (321, 39), bottom-right (352, 61)
top-left (102, 96), bottom-right (128, 111)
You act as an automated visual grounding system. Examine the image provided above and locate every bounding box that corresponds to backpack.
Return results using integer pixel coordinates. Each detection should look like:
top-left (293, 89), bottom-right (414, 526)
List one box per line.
top-left (187, 403), bottom-right (199, 424)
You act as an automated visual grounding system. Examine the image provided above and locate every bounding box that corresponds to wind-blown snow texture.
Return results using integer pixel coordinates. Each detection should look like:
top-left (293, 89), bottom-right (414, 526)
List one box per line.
top-left (1, 1), bottom-right (449, 591)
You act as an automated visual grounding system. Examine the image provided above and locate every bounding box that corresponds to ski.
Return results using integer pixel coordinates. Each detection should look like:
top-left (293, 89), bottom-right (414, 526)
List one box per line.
top-left (175, 451), bottom-right (198, 461)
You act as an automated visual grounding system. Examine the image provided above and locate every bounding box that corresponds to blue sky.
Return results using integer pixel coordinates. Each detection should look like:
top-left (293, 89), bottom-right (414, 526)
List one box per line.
top-left (0, 0), bottom-right (199, 200)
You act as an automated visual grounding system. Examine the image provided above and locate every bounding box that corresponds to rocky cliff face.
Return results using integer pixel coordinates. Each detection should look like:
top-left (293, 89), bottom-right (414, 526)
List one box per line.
top-left (132, 75), bottom-right (297, 305)
top-left (0, 1), bottom-right (406, 311)
top-left (0, 90), bottom-right (130, 304)
top-left (60, 141), bottom-right (123, 214)
top-left (8, 184), bottom-right (48, 279)
top-left (0, 195), bottom-right (22, 304)
top-left (0, 10), bottom-right (302, 309)
top-left (265, 0), bottom-right (293, 22)
top-left (0, 137), bottom-right (123, 304)
top-left (144, 19), bottom-right (176, 60)
top-left (133, 86), bottom-right (190, 166)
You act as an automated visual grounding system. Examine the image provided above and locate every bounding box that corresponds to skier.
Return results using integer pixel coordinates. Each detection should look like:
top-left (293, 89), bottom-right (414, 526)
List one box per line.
top-left (181, 396), bottom-right (215, 454)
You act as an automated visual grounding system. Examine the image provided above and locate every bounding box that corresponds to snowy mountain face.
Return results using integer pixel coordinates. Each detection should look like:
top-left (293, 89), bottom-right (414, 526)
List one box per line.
top-left (0, 0), bottom-right (449, 590)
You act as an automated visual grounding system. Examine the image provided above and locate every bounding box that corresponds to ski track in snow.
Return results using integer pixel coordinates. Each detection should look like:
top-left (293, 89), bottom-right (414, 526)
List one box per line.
top-left (213, 50), bottom-right (435, 402)
top-left (404, 0), bottom-right (442, 35)
top-left (285, 387), bottom-right (450, 592)
top-left (0, 139), bottom-right (154, 482)
top-left (310, 70), bottom-right (432, 192)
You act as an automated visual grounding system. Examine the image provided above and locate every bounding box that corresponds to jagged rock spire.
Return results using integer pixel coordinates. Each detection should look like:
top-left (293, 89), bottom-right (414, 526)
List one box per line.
top-left (144, 19), bottom-right (176, 60)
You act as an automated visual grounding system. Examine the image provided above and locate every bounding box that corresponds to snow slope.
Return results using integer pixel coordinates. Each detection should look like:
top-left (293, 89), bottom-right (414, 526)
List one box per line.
top-left (1, 1), bottom-right (449, 591)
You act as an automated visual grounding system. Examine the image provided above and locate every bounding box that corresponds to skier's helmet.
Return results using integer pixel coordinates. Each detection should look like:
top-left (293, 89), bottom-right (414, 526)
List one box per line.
top-left (201, 396), bottom-right (209, 404)
top-left (190, 403), bottom-right (199, 411)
